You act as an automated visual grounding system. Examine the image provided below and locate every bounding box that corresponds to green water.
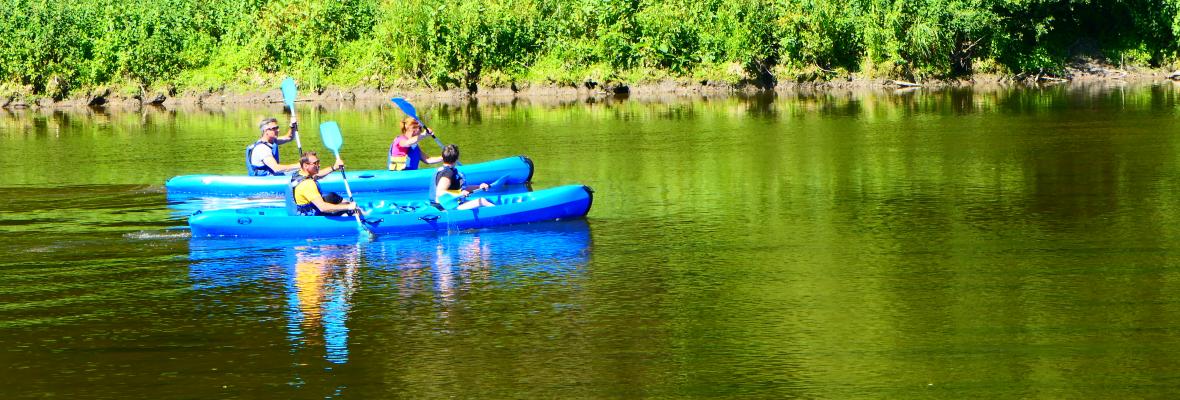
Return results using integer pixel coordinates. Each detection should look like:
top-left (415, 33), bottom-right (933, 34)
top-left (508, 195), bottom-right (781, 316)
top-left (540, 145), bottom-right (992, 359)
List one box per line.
top-left (4, 84), bottom-right (1180, 398)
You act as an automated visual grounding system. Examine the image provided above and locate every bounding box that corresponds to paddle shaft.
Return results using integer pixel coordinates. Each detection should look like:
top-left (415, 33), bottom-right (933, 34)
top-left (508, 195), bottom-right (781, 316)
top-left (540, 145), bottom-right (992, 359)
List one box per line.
top-left (457, 186), bottom-right (487, 203)
top-left (332, 154), bottom-right (367, 233)
top-left (418, 120), bottom-right (447, 154)
top-left (334, 156), bottom-right (356, 200)
top-left (413, 118), bottom-right (456, 165)
top-left (290, 107), bottom-right (303, 155)
top-left (456, 176), bottom-right (504, 201)
top-left (318, 120), bottom-right (371, 237)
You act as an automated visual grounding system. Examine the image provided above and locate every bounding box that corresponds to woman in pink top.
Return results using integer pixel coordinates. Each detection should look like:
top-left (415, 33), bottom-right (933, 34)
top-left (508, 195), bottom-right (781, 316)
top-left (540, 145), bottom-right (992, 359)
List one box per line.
top-left (388, 117), bottom-right (443, 171)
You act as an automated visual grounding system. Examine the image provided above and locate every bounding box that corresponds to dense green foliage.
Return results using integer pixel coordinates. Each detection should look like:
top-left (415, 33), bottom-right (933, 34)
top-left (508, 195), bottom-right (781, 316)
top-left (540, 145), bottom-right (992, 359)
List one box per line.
top-left (2, 0), bottom-right (1180, 98)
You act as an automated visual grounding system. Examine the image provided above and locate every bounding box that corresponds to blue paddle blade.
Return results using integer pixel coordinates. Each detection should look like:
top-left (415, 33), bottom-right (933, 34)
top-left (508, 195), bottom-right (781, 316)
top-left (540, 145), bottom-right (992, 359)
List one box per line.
top-left (320, 121), bottom-right (343, 154)
top-left (437, 192), bottom-right (463, 209)
top-left (488, 174), bottom-right (509, 190)
top-left (281, 77), bottom-right (297, 110)
top-left (391, 97), bottom-right (418, 120)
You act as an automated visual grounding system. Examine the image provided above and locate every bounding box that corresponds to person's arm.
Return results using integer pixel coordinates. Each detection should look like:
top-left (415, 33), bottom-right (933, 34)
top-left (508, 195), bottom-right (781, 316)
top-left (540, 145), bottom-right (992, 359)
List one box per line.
top-left (309, 192), bottom-right (357, 214)
top-left (416, 146), bottom-right (442, 165)
top-left (460, 182), bottom-right (490, 196)
top-left (422, 153), bottom-right (443, 165)
top-left (261, 152), bottom-right (298, 173)
top-left (276, 116), bottom-right (296, 144)
top-left (435, 176), bottom-right (452, 202)
top-left (315, 158), bottom-right (345, 179)
top-left (296, 179), bottom-right (359, 214)
top-left (402, 134), bottom-right (422, 147)
top-left (429, 175), bottom-right (453, 210)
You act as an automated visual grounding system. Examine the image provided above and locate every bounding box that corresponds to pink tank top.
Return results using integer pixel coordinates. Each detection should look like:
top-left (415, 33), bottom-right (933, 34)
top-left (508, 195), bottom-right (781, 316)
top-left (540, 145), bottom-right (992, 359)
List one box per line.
top-left (389, 135), bottom-right (411, 157)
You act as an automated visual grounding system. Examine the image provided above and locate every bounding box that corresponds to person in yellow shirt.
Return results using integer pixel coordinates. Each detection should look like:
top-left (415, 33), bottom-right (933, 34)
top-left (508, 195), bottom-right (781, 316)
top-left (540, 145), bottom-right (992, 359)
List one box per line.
top-left (289, 152), bottom-right (358, 216)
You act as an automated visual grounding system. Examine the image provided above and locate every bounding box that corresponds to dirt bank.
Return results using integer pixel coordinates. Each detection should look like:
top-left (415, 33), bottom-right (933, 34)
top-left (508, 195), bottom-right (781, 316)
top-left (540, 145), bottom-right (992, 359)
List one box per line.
top-left (2, 65), bottom-right (1176, 112)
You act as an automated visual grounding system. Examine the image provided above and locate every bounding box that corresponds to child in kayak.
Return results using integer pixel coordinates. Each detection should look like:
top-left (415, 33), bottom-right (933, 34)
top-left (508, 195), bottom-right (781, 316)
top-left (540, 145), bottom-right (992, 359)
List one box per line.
top-left (388, 117), bottom-right (443, 171)
top-left (433, 144), bottom-right (494, 211)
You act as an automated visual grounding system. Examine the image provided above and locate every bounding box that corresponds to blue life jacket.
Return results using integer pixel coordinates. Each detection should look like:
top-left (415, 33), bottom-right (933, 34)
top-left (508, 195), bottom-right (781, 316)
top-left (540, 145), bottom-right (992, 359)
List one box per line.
top-left (288, 173), bottom-right (322, 216)
top-left (404, 145), bottom-right (423, 170)
top-left (246, 140), bottom-right (280, 176)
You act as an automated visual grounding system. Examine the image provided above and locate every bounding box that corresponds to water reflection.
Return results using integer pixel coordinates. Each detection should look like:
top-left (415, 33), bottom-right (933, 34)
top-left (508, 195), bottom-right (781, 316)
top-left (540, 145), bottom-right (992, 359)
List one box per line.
top-left (287, 244), bottom-right (357, 365)
top-left (187, 220), bottom-right (592, 367)
top-left (187, 239), bottom-right (360, 366)
top-left (15, 83), bottom-right (1180, 397)
top-left (394, 221), bottom-right (591, 309)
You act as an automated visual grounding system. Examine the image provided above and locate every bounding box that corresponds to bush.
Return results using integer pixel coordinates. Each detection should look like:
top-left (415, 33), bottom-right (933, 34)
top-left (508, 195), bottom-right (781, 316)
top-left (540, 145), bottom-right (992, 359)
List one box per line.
top-left (3, 0), bottom-right (1180, 98)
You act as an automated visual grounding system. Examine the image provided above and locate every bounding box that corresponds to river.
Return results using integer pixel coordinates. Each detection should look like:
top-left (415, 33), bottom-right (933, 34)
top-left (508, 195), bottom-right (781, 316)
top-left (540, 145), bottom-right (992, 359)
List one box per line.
top-left (3, 83), bottom-right (1180, 398)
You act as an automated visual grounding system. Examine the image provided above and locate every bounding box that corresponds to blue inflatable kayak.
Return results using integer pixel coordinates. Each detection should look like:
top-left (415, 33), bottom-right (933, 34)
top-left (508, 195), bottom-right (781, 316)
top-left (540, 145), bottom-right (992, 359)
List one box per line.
top-left (166, 155), bottom-right (534, 196)
top-left (167, 184), bottom-right (534, 218)
top-left (189, 185), bottom-right (593, 238)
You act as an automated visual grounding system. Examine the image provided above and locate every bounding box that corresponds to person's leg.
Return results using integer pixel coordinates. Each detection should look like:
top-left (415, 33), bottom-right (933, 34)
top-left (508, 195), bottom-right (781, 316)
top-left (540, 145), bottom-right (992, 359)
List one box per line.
top-left (456, 198), bottom-right (495, 210)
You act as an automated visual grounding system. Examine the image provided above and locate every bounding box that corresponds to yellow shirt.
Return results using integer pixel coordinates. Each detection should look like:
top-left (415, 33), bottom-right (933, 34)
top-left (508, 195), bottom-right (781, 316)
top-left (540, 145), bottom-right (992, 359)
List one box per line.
top-left (293, 175), bottom-right (322, 206)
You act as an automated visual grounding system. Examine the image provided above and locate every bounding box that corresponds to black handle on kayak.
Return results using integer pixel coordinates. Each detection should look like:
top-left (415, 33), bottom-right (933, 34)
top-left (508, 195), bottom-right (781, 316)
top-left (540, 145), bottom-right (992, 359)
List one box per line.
top-left (419, 215), bottom-right (440, 222)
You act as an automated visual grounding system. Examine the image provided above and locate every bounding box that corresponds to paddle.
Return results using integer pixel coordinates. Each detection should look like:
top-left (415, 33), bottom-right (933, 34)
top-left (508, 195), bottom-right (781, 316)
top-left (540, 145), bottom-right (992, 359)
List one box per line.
top-left (281, 77), bottom-right (303, 155)
top-left (320, 121), bottom-right (372, 237)
top-left (440, 174), bottom-right (510, 209)
top-left (390, 97), bottom-right (455, 165)
top-left (484, 174), bottom-right (510, 192)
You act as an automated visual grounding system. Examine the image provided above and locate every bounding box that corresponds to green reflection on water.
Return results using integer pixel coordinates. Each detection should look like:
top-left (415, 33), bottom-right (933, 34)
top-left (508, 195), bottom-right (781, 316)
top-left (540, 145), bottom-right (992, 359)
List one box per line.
top-left (3, 83), bottom-right (1180, 397)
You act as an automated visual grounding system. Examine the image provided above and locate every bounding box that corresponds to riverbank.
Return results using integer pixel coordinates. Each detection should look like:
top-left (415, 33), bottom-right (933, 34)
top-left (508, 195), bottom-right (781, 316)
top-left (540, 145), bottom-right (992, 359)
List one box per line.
top-left (2, 65), bottom-right (1175, 111)
top-left (8, 0), bottom-right (1180, 115)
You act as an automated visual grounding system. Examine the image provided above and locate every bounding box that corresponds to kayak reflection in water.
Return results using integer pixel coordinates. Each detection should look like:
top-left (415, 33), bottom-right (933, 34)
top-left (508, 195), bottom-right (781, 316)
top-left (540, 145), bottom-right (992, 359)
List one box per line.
top-left (432, 235), bottom-right (493, 307)
top-left (432, 144), bottom-right (494, 211)
top-left (287, 244), bottom-right (358, 365)
top-left (289, 152), bottom-right (360, 217)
